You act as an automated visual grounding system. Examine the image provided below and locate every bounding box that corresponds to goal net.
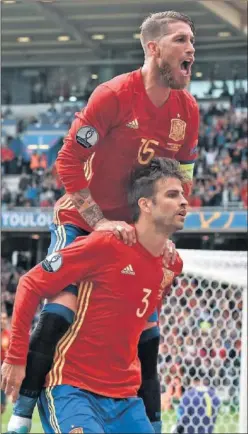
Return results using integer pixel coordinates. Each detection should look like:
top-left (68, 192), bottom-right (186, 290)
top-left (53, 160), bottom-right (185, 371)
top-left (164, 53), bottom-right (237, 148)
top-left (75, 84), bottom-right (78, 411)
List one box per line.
top-left (159, 250), bottom-right (247, 434)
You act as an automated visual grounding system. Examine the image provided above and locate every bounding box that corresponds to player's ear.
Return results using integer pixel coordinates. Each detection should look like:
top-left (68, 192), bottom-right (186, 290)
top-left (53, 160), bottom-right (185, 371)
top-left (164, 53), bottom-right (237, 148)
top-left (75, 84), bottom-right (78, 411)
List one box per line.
top-left (147, 41), bottom-right (160, 57)
top-left (138, 197), bottom-right (152, 215)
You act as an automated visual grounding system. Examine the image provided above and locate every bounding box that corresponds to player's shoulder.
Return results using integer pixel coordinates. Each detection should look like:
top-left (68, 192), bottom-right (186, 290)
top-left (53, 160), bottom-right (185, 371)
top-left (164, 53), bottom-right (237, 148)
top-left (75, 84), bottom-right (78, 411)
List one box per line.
top-left (89, 230), bottom-right (139, 257)
top-left (85, 230), bottom-right (114, 244)
top-left (85, 230), bottom-right (124, 251)
top-left (102, 69), bottom-right (137, 97)
top-left (174, 89), bottom-right (198, 111)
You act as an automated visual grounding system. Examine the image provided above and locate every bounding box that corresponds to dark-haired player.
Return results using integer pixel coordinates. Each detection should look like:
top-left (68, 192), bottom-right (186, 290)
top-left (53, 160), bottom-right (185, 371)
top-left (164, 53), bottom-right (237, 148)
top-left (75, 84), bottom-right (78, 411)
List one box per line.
top-left (3, 157), bottom-right (188, 433)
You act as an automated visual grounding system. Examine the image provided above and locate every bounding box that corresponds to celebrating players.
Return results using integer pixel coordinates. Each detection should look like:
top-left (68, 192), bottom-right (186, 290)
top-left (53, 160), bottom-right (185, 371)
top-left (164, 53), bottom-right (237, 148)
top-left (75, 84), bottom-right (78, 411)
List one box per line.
top-left (2, 157), bottom-right (188, 433)
top-left (5, 10), bottom-right (199, 434)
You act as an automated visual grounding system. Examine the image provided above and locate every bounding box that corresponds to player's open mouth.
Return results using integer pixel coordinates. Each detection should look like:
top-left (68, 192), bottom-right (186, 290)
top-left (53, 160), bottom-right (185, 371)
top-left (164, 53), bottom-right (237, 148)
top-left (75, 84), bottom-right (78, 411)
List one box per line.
top-left (180, 60), bottom-right (192, 77)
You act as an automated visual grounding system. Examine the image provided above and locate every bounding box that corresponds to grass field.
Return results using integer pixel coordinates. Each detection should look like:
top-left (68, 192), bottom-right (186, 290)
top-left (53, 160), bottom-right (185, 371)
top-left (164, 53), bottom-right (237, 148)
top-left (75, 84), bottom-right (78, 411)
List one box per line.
top-left (1, 402), bottom-right (239, 433)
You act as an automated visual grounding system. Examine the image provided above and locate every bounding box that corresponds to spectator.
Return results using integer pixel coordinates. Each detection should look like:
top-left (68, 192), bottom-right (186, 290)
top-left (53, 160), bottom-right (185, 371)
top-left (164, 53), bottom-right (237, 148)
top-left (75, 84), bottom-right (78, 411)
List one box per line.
top-left (24, 181), bottom-right (39, 206)
top-left (47, 102), bottom-right (57, 116)
top-left (40, 152), bottom-right (48, 171)
top-left (1, 183), bottom-right (12, 208)
top-left (241, 180), bottom-right (248, 208)
top-left (1, 143), bottom-right (15, 175)
top-left (30, 151), bottom-right (40, 173)
top-left (172, 367), bottom-right (221, 434)
top-left (4, 270), bottom-right (20, 317)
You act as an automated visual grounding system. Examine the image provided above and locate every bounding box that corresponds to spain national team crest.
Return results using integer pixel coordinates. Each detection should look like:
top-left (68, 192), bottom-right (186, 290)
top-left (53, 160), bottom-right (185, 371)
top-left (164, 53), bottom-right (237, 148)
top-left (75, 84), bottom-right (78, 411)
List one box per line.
top-left (69, 428), bottom-right (84, 433)
top-left (161, 268), bottom-right (175, 289)
top-left (169, 118), bottom-right (186, 141)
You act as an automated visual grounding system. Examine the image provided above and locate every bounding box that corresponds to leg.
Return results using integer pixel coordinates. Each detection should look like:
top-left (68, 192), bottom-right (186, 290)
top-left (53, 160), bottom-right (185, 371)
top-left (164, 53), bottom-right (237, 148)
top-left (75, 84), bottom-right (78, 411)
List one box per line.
top-left (111, 397), bottom-right (154, 434)
top-left (138, 312), bottom-right (162, 433)
top-left (38, 386), bottom-right (105, 434)
top-left (1, 389), bottom-right (6, 414)
top-left (8, 224), bottom-right (88, 433)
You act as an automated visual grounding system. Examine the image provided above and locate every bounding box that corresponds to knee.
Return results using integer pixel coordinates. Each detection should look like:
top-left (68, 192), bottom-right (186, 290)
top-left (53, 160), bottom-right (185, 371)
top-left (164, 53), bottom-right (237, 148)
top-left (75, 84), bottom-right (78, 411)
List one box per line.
top-left (29, 310), bottom-right (73, 353)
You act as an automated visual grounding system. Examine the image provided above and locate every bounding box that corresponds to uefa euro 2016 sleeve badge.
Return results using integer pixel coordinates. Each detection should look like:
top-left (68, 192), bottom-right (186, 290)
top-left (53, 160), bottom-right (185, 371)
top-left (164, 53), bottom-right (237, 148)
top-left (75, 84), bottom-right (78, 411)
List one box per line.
top-left (161, 269), bottom-right (175, 288)
top-left (169, 118), bottom-right (186, 142)
top-left (76, 126), bottom-right (99, 148)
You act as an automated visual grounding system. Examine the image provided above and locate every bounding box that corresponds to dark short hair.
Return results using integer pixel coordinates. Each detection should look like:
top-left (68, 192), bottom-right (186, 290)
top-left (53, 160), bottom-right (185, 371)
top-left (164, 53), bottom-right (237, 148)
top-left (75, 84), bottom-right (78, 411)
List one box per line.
top-left (140, 11), bottom-right (195, 52)
top-left (128, 157), bottom-right (184, 222)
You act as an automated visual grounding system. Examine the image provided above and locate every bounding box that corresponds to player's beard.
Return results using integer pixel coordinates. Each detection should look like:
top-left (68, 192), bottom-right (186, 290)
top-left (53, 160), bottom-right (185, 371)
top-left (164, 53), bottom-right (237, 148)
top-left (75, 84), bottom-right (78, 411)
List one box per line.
top-left (158, 60), bottom-right (188, 90)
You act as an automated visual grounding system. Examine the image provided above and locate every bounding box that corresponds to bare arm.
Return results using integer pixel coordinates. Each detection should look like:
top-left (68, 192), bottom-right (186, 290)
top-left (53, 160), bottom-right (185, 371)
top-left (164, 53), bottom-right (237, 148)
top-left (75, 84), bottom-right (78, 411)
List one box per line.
top-left (69, 187), bottom-right (107, 229)
top-left (69, 188), bottom-right (136, 245)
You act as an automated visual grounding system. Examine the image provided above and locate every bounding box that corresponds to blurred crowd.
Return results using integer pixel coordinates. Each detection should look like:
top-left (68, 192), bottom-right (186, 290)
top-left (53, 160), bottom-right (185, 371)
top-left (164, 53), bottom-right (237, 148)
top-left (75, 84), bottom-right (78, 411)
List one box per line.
top-left (1, 163), bottom-right (64, 209)
top-left (190, 105), bottom-right (247, 207)
top-left (1, 103), bottom-right (84, 133)
top-left (1, 257), bottom-right (26, 318)
top-left (159, 275), bottom-right (242, 408)
top-left (1, 256), bottom-right (41, 326)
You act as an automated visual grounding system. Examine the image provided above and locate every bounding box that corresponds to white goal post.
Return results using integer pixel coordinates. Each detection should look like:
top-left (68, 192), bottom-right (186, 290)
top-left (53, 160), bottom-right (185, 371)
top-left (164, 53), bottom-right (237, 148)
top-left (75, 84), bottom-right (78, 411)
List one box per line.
top-left (159, 250), bottom-right (247, 434)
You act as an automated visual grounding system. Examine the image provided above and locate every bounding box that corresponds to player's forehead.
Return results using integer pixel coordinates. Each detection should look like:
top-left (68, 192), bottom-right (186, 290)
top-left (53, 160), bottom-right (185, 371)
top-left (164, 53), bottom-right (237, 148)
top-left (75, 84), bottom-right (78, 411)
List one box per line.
top-left (162, 20), bottom-right (194, 39)
top-left (155, 177), bottom-right (183, 194)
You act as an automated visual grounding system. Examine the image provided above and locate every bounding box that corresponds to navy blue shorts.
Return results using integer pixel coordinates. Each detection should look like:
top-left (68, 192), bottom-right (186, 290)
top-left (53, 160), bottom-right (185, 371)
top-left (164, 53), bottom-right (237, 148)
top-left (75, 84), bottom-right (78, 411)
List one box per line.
top-left (38, 385), bottom-right (154, 433)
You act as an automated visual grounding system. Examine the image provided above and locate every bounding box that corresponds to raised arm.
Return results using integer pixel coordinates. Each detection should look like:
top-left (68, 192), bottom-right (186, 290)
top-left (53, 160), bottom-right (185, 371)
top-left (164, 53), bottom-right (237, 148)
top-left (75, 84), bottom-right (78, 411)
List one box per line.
top-left (56, 85), bottom-right (136, 243)
top-left (56, 85), bottom-right (119, 230)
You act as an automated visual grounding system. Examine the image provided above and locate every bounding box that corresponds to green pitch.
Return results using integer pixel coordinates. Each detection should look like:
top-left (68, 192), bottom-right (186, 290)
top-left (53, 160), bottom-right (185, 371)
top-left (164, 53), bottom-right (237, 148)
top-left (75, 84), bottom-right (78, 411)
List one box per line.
top-left (1, 404), bottom-right (42, 433)
top-left (1, 402), bottom-right (239, 433)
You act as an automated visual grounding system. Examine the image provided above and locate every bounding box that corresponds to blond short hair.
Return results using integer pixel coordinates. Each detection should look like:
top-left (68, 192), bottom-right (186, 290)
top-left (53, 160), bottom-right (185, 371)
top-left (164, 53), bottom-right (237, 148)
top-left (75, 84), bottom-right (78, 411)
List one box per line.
top-left (140, 11), bottom-right (195, 53)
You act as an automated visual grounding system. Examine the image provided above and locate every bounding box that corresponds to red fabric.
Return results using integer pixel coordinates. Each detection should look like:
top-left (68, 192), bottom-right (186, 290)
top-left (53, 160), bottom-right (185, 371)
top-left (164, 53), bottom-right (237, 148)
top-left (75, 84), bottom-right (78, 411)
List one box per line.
top-left (6, 230), bottom-right (182, 397)
top-left (55, 69), bottom-right (199, 231)
top-left (1, 329), bottom-right (10, 363)
top-left (40, 155), bottom-right (48, 169)
top-left (188, 195), bottom-right (202, 207)
top-left (40, 200), bottom-right (51, 207)
top-left (1, 148), bottom-right (15, 162)
top-left (183, 181), bottom-right (193, 200)
top-left (241, 184), bottom-right (248, 207)
top-left (30, 154), bottom-right (40, 170)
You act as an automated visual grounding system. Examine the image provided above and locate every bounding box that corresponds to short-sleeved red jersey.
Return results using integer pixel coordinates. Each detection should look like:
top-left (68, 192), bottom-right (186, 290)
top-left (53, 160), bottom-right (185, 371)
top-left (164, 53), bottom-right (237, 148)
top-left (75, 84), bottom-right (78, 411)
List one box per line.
top-left (55, 69), bottom-right (199, 231)
top-left (6, 231), bottom-right (182, 397)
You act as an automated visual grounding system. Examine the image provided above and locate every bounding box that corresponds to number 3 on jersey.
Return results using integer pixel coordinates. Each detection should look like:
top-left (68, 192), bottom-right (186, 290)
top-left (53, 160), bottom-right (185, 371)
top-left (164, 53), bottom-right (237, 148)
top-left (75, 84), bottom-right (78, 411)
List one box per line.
top-left (136, 288), bottom-right (152, 318)
top-left (138, 139), bottom-right (159, 165)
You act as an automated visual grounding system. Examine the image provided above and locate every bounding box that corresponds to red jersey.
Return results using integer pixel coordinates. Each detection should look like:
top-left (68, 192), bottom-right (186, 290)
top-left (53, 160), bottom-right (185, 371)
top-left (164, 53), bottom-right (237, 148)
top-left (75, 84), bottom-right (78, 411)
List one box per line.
top-left (55, 69), bottom-right (199, 231)
top-left (1, 329), bottom-right (10, 363)
top-left (6, 231), bottom-right (182, 398)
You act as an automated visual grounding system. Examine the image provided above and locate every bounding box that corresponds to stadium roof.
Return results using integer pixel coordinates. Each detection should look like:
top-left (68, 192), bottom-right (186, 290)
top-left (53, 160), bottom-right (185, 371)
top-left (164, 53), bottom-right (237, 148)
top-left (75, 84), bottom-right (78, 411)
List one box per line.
top-left (2, 0), bottom-right (247, 79)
